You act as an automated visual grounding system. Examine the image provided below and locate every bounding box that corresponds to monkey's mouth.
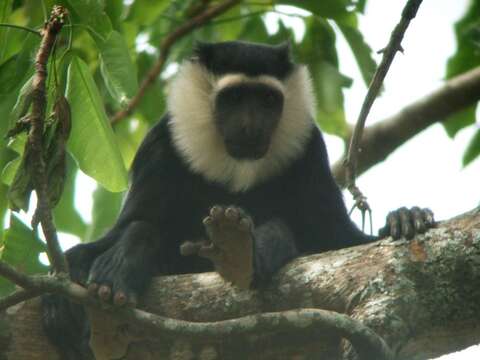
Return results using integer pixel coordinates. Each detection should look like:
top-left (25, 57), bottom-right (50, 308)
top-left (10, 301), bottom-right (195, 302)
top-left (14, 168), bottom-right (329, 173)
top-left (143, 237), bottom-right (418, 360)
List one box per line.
top-left (226, 142), bottom-right (269, 160)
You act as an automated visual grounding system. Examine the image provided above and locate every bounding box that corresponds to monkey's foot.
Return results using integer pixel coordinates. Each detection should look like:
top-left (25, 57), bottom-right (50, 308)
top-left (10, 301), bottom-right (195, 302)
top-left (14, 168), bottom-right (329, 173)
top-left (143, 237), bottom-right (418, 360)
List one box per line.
top-left (184, 206), bottom-right (254, 289)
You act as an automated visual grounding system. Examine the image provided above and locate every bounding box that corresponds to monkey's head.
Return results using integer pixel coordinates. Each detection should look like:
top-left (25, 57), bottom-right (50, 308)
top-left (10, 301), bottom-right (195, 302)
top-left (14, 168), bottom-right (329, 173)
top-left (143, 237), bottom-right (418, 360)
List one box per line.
top-left (168, 41), bottom-right (315, 191)
top-left (196, 42), bottom-right (292, 160)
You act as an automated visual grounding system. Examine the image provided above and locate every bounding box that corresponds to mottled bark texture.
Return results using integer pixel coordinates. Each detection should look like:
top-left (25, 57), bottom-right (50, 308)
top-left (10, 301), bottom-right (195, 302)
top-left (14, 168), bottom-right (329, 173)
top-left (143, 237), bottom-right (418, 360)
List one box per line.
top-left (1, 208), bottom-right (479, 360)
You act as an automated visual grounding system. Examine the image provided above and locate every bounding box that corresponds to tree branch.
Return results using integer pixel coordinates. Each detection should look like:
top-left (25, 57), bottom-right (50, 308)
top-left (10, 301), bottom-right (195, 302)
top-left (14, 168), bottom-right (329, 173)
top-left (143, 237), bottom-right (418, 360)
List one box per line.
top-left (344, 0), bottom-right (424, 212)
top-left (2, 208), bottom-right (479, 359)
top-left (332, 66), bottom-right (480, 187)
top-left (0, 259), bottom-right (392, 360)
top-left (28, 5), bottom-right (68, 273)
top-left (0, 288), bottom-right (41, 311)
top-left (110, 0), bottom-right (243, 124)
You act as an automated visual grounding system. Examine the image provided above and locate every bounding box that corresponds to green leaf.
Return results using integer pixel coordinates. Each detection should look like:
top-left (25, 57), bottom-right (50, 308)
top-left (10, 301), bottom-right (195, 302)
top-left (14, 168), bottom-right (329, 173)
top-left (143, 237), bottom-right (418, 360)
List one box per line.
top-left (85, 185), bottom-right (122, 242)
top-left (0, 214), bottom-right (48, 296)
top-left (7, 143), bottom-right (34, 212)
top-left (354, 0), bottom-right (367, 13)
top-left (98, 31), bottom-right (138, 107)
top-left (444, 0), bottom-right (480, 137)
top-left (65, 55), bottom-right (128, 192)
top-left (237, 15), bottom-right (271, 43)
top-left (0, 0), bottom-right (14, 63)
top-left (126, 0), bottom-right (171, 26)
top-left (105, 0), bottom-right (125, 31)
top-left (297, 18), bottom-right (349, 137)
top-left (115, 117), bottom-right (149, 168)
top-left (444, 106), bottom-right (477, 138)
top-left (0, 147), bottom-right (14, 242)
top-left (335, 13), bottom-right (376, 85)
top-left (65, 0), bottom-right (113, 40)
top-left (463, 128), bottom-right (480, 166)
top-left (278, 0), bottom-right (350, 19)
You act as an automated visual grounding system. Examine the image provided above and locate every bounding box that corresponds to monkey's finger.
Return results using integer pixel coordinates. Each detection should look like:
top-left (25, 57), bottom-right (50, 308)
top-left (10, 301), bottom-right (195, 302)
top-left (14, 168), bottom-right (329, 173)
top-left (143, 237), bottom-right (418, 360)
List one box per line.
top-left (225, 206), bottom-right (240, 221)
top-left (113, 291), bottom-right (127, 307)
top-left (398, 207), bottom-right (414, 240)
top-left (422, 208), bottom-right (435, 226)
top-left (180, 241), bottom-right (203, 256)
top-left (98, 285), bottom-right (112, 303)
top-left (210, 206), bottom-right (224, 219)
top-left (410, 206), bottom-right (426, 233)
top-left (198, 243), bottom-right (222, 261)
top-left (386, 211), bottom-right (401, 239)
top-left (87, 283), bottom-right (99, 298)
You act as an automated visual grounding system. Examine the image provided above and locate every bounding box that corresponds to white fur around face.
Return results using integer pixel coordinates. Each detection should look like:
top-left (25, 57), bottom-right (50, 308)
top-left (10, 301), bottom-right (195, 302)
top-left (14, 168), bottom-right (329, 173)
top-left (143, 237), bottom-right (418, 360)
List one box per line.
top-left (167, 62), bottom-right (316, 192)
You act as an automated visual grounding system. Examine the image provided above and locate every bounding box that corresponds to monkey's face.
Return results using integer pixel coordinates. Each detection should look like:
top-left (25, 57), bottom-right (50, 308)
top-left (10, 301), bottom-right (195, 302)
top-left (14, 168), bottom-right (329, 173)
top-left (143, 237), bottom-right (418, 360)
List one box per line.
top-left (214, 83), bottom-right (284, 160)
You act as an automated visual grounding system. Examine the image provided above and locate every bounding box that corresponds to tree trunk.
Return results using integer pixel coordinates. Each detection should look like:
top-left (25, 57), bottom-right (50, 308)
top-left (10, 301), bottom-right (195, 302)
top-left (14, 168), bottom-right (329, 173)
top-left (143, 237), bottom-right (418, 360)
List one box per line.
top-left (2, 208), bottom-right (480, 360)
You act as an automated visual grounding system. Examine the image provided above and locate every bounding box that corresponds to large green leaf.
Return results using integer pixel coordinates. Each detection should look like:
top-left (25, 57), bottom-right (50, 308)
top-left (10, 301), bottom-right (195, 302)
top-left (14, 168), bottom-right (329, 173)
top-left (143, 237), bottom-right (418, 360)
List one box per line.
top-left (298, 18), bottom-right (349, 137)
top-left (65, 56), bottom-right (128, 192)
top-left (0, 0), bottom-right (14, 63)
top-left (85, 185), bottom-right (123, 242)
top-left (463, 129), bottom-right (480, 166)
top-left (65, 0), bottom-right (113, 40)
top-left (98, 30), bottom-right (138, 107)
top-left (444, 0), bottom-right (480, 137)
top-left (335, 13), bottom-right (376, 85)
top-left (0, 214), bottom-right (48, 296)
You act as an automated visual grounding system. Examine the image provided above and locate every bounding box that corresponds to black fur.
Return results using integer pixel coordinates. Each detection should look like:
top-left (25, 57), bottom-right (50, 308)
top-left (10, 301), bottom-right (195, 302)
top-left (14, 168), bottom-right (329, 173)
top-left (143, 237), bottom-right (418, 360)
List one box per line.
top-left (194, 41), bottom-right (293, 78)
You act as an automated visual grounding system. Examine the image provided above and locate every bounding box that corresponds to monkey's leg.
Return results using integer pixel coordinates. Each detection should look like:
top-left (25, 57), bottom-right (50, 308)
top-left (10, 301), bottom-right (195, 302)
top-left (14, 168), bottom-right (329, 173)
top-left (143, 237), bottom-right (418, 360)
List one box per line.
top-left (182, 206), bottom-right (298, 289)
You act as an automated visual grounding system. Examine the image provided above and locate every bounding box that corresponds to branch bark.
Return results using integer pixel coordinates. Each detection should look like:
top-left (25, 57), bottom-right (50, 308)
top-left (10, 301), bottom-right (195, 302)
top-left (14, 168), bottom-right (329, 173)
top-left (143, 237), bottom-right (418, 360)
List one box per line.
top-left (333, 66), bottom-right (480, 187)
top-left (2, 208), bottom-right (479, 360)
top-left (28, 5), bottom-right (68, 273)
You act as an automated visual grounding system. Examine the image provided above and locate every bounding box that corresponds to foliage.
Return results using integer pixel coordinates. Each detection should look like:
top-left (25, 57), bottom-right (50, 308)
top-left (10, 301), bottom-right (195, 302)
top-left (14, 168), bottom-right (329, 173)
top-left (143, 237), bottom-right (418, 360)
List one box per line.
top-left (0, 0), bottom-right (478, 278)
top-left (444, 0), bottom-right (480, 165)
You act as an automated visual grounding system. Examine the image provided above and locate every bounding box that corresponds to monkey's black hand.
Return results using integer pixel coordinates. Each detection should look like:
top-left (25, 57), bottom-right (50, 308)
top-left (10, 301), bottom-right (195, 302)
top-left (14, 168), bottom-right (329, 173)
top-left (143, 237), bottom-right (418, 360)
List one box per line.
top-left (378, 206), bottom-right (435, 240)
top-left (86, 221), bottom-right (158, 307)
top-left (181, 205), bottom-right (254, 289)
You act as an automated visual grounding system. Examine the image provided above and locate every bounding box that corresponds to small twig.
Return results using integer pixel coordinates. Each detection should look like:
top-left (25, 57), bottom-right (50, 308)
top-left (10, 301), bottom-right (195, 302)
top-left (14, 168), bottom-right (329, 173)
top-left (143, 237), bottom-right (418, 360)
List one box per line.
top-left (0, 288), bottom-right (42, 311)
top-left (110, 0), bottom-right (243, 124)
top-left (28, 5), bottom-right (68, 273)
top-left (0, 260), bottom-right (38, 289)
top-left (0, 23), bottom-right (42, 37)
top-left (344, 0), bottom-right (424, 221)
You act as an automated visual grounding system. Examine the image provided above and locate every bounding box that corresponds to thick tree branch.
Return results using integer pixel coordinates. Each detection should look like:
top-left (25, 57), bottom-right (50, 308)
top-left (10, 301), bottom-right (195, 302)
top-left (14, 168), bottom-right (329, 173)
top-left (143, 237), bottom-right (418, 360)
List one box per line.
top-left (0, 261), bottom-right (392, 360)
top-left (110, 0), bottom-right (242, 124)
top-left (2, 208), bottom-right (479, 359)
top-left (345, 0), bottom-right (423, 212)
top-left (28, 5), bottom-right (68, 273)
top-left (332, 66), bottom-right (480, 187)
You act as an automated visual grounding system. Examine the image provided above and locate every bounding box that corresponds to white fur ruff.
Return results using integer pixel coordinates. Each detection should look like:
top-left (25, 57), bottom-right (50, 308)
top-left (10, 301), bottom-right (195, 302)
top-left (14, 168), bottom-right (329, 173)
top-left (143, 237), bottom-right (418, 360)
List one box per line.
top-left (167, 62), bottom-right (316, 192)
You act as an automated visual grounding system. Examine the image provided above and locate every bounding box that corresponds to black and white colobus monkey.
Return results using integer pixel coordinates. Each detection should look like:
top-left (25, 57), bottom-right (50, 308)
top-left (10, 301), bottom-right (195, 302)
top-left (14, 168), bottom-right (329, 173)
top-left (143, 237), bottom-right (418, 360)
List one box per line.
top-left (43, 41), bottom-right (434, 358)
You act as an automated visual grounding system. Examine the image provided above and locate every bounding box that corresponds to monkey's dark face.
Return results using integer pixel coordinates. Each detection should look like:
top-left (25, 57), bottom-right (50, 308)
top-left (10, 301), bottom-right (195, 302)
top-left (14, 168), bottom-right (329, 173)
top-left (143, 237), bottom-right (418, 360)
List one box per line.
top-left (214, 83), bottom-right (284, 160)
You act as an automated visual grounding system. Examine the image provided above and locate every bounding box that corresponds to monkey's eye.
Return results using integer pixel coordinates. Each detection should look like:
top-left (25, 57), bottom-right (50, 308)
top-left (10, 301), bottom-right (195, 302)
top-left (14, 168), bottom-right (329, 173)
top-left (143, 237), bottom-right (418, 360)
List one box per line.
top-left (263, 93), bottom-right (277, 107)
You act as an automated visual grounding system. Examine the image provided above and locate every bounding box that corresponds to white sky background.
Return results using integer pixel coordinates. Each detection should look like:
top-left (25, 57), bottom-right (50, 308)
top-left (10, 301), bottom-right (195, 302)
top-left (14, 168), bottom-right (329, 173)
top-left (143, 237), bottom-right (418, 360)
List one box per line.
top-left (19, 0), bottom-right (480, 358)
